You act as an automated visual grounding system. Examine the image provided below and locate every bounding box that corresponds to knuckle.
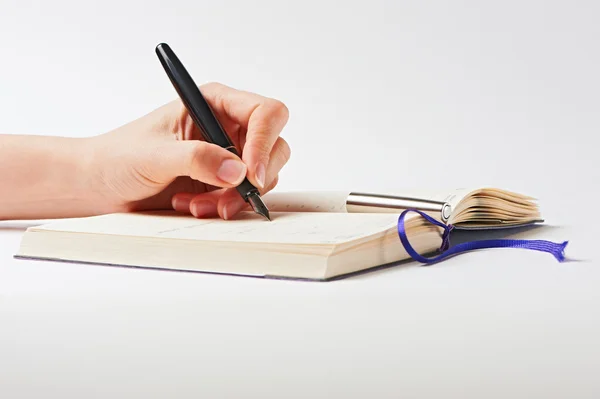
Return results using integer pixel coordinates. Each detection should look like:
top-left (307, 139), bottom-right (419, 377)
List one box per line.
top-left (274, 138), bottom-right (291, 163)
top-left (202, 82), bottom-right (230, 111)
top-left (201, 81), bottom-right (224, 92)
top-left (280, 138), bottom-right (291, 161)
top-left (265, 98), bottom-right (289, 121)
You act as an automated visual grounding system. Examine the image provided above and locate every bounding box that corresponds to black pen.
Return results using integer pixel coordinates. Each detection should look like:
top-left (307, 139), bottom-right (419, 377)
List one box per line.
top-left (155, 43), bottom-right (271, 221)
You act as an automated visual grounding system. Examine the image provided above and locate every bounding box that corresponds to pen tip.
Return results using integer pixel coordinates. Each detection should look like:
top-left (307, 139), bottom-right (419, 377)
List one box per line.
top-left (257, 207), bottom-right (271, 222)
top-left (247, 193), bottom-right (271, 221)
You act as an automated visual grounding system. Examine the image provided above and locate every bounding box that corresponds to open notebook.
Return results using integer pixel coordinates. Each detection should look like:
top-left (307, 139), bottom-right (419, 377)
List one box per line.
top-left (15, 187), bottom-right (545, 280)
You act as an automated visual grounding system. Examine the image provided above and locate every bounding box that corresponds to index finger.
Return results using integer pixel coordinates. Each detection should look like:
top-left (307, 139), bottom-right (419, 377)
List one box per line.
top-left (199, 82), bottom-right (289, 190)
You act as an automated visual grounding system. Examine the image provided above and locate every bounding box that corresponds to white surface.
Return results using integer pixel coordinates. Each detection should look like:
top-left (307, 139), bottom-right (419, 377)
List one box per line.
top-left (1, 0), bottom-right (598, 397)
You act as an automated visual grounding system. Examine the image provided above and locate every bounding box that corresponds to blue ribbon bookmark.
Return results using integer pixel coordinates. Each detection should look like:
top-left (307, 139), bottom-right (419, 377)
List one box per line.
top-left (397, 209), bottom-right (568, 264)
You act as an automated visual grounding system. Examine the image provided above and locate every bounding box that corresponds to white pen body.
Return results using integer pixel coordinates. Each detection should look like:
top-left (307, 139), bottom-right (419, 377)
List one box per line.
top-left (261, 190), bottom-right (451, 222)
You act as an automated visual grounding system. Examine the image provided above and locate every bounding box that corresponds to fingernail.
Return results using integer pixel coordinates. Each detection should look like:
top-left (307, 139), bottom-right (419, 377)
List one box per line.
top-left (217, 159), bottom-right (246, 184)
top-left (255, 162), bottom-right (266, 189)
top-left (191, 201), bottom-right (216, 218)
top-left (222, 199), bottom-right (246, 220)
top-left (172, 194), bottom-right (194, 212)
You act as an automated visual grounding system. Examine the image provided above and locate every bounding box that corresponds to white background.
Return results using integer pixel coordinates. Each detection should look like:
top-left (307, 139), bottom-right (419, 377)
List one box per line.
top-left (1, 1), bottom-right (598, 398)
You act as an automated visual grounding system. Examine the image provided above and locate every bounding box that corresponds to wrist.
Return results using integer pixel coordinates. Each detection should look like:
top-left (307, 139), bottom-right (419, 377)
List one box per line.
top-left (76, 134), bottom-right (131, 215)
top-left (68, 136), bottom-right (106, 212)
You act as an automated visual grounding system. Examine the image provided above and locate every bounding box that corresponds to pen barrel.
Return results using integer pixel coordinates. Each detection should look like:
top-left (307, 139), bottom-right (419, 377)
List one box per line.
top-left (155, 43), bottom-right (235, 148)
top-left (187, 98), bottom-right (236, 149)
top-left (235, 178), bottom-right (258, 201)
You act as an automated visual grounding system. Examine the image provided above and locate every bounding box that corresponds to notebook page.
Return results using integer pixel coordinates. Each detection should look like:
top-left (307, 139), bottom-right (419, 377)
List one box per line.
top-left (33, 211), bottom-right (403, 245)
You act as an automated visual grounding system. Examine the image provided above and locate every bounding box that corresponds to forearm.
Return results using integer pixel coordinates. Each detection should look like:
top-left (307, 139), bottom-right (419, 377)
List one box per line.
top-left (0, 135), bottom-right (98, 220)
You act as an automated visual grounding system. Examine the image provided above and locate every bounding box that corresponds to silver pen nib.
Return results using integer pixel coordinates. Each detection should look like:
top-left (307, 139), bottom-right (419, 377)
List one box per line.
top-left (247, 192), bottom-right (271, 221)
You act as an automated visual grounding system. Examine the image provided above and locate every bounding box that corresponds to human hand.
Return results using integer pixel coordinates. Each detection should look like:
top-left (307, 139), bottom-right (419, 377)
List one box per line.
top-left (87, 82), bottom-right (290, 219)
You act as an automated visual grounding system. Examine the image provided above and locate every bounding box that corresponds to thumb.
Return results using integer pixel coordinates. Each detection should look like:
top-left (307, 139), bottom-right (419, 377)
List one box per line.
top-left (152, 140), bottom-right (247, 187)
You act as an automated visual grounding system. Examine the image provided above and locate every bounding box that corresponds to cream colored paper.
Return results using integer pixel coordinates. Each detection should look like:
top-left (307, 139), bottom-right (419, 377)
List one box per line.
top-left (33, 210), bottom-right (403, 245)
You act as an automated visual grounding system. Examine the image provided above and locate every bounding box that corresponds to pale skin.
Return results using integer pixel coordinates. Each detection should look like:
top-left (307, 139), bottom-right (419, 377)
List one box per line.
top-left (0, 82), bottom-right (291, 221)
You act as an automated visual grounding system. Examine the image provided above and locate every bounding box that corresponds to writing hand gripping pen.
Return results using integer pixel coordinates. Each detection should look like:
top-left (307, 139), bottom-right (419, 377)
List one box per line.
top-left (155, 43), bottom-right (271, 220)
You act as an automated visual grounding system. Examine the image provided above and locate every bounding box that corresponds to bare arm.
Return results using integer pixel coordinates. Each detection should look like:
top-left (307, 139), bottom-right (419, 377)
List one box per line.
top-left (0, 135), bottom-right (98, 220)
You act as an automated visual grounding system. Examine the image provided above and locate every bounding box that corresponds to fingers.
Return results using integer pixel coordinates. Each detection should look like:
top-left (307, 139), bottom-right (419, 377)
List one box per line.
top-left (264, 174), bottom-right (279, 193)
top-left (244, 100), bottom-right (289, 188)
top-left (264, 137), bottom-right (291, 189)
top-left (172, 190), bottom-right (221, 218)
top-left (171, 136), bottom-right (288, 219)
top-left (172, 175), bottom-right (280, 220)
top-left (212, 136), bottom-right (289, 219)
top-left (215, 175), bottom-right (279, 220)
top-left (172, 188), bottom-right (246, 219)
top-left (152, 140), bottom-right (248, 188)
top-left (200, 82), bottom-right (289, 191)
top-left (170, 136), bottom-right (289, 220)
